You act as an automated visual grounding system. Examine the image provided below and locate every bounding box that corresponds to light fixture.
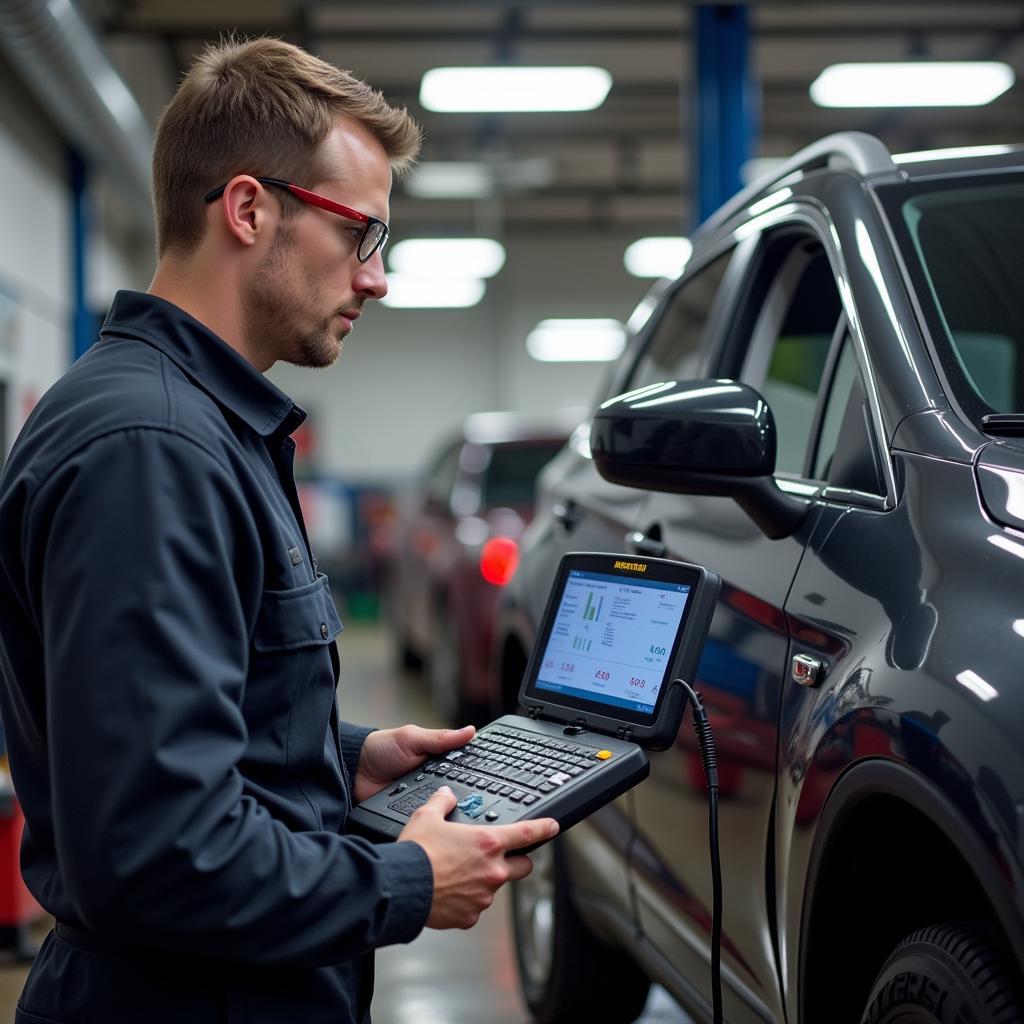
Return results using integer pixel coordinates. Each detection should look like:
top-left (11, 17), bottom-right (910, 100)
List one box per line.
top-left (405, 162), bottom-right (495, 199)
top-left (380, 274), bottom-right (485, 309)
top-left (526, 319), bottom-right (626, 363)
top-left (623, 237), bottom-right (693, 279)
top-left (420, 66), bottom-right (612, 113)
top-left (810, 62), bottom-right (1015, 108)
top-left (388, 238), bottom-right (506, 279)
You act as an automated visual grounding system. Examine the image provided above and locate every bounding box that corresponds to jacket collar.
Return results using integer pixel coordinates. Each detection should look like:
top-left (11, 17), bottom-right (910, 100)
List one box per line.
top-left (99, 290), bottom-right (305, 437)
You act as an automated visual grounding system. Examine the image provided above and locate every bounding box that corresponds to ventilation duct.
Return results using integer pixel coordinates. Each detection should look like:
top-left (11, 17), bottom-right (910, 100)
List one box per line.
top-left (0, 0), bottom-right (153, 222)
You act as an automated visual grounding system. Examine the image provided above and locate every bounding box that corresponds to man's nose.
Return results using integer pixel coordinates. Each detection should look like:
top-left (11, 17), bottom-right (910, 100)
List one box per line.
top-left (353, 249), bottom-right (387, 300)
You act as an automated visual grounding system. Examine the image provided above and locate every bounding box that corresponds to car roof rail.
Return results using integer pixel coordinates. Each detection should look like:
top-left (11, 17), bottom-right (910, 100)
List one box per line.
top-left (694, 131), bottom-right (898, 242)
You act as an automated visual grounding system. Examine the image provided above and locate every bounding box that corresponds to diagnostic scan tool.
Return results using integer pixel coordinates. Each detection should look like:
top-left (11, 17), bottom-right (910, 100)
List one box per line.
top-left (348, 552), bottom-right (720, 841)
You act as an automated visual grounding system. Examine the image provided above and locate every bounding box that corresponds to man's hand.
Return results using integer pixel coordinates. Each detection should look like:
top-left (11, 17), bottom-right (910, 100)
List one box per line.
top-left (353, 723), bottom-right (475, 803)
top-left (398, 786), bottom-right (560, 929)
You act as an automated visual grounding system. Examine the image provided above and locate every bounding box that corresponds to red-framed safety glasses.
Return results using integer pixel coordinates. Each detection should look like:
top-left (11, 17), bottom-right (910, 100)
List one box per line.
top-left (204, 177), bottom-right (388, 262)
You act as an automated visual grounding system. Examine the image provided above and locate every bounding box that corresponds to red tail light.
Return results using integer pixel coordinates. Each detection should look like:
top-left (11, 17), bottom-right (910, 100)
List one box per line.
top-left (480, 536), bottom-right (520, 586)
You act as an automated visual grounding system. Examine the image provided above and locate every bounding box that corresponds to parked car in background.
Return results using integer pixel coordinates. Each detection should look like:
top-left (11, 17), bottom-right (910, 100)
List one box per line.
top-left (386, 413), bottom-right (570, 723)
top-left (496, 133), bottom-right (1024, 1024)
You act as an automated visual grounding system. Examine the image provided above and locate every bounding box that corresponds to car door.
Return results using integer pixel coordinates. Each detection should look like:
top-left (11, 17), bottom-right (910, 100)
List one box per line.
top-left (627, 229), bottom-right (845, 1023)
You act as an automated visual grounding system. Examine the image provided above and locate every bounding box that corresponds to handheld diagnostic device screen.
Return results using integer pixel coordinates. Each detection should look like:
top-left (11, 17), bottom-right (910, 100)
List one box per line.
top-left (533, 569), bottom-right (691, 715)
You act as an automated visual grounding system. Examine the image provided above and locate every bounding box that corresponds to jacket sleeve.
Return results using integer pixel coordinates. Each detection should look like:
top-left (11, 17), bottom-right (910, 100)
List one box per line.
top-left (30, 427), bottom-right (432, 965)
top-left (339, 723), bottom-right (376, 785)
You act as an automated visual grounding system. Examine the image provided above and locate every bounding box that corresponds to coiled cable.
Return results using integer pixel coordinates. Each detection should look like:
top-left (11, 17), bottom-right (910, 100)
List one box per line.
top-left (674, 679), bottom-right (722, 1024)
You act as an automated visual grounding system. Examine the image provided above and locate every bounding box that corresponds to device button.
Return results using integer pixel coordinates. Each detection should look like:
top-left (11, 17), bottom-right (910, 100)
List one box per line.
top-left (522, 794), bottom-right (539, 805)
top-left (595, 750), bottom-right (613, 760)
top-left (549, 772), bottom-right (570, 785)
top-left (388, 783), bottom-right (408, 796)
top-left (414, 773), bottom-right (426, 782)
top-left (484, 810), bottom-right (500, 822)
top-left (508, 790), bottom-right (526, 802)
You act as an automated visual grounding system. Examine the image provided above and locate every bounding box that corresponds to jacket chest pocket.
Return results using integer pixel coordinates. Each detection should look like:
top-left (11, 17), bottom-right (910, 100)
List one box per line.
top-left (253, 573), bottom-right (341, 652)
top-left (246, 575), bottom-right (343, 798)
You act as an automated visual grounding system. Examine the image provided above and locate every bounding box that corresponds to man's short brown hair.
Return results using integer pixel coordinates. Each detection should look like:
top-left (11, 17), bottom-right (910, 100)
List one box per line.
top-left (153, 37), bottom-right (422, 257)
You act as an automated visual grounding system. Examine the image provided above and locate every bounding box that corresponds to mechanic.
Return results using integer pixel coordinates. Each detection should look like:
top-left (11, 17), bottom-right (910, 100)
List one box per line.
top-left (0, 36), bottom-right (557, 1024)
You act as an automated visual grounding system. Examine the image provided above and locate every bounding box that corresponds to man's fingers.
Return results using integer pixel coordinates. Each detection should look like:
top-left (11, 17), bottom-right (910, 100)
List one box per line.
top-left (419, 785), bottom-right (458, 817)
top-left (491, 817), bottom-right (560, 852)
top-left (423, 724), bottom-right (475, 752)
top-left (504, 854), bottom-right (534, 882)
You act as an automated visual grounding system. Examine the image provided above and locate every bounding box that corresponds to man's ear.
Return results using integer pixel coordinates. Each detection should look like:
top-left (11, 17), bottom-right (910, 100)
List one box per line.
top-left (219, 176), bottom-right (272, 247)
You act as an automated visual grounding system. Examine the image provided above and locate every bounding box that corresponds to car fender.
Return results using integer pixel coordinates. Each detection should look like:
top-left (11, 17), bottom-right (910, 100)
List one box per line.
top-left (788, 741), bottom-right (1024, 1021)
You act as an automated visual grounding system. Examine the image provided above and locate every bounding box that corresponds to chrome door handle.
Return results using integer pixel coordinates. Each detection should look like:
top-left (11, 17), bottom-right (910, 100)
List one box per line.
top-left (627, 530), bottom-right (667, 559)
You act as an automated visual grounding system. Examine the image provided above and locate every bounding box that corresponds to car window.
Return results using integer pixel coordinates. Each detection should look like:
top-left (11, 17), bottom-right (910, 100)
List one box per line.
top-left (894, 179), bottom-right (1024, 419)
top-left (480, 441), bottom-right (565, 509)
top-left (813, 334), bottom-right (885, 494)
top-left (741, 242), bottom-right (843, 476)
top-left (626, 249), bottom-right (734, 391)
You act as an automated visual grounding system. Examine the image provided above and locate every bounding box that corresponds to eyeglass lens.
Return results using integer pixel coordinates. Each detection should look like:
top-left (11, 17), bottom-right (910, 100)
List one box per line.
top-left (359, 222), bottom-right (387, 262)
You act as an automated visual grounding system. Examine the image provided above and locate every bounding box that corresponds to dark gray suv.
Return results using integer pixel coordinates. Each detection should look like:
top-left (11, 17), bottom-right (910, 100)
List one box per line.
top-left (496, 133), bottom-right (1024, 1024)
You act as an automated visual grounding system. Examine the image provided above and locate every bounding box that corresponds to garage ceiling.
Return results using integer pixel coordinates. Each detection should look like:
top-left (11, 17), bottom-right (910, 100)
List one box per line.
top-left (83, 1), bottom-right (1024, 241)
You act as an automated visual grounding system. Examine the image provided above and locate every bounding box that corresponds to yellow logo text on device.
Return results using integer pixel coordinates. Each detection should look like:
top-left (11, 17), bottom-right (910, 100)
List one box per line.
top-left (613, 560), bottom-right (647, 573)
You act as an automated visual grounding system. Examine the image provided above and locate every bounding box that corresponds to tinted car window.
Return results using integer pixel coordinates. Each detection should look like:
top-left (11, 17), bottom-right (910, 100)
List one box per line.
top-left (481, 442), bottom-right (564, 508)
top-left (743, 244), bottom-right (842, 475)
top-left (627, 249), bottom-right (733, 390)
top-left (884, 177), bottom-right (1024, 420)
top-left (813, 334), bottom-right (885, 495)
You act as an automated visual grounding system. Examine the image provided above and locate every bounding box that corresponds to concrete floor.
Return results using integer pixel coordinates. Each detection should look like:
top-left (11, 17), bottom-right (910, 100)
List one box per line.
top-left (0, 621), bottom-right (691, 1023)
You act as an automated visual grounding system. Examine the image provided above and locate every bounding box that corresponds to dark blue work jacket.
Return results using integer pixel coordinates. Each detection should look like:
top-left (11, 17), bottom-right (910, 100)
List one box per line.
top-left (0, 291), bottom-right (432, 1023)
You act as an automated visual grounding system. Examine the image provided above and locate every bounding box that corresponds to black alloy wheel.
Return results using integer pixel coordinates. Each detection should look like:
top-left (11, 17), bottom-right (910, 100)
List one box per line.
top-left (859, 924), bottom-right (1023, 1024)
top-left (511, 838), bottom-right (651, 1024)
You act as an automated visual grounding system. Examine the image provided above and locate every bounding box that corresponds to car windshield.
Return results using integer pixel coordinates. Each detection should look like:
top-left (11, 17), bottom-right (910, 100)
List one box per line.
top-left (481, 441), bottom-right (564, 508)
top-left (882, 174), bottom-right (1024, 421)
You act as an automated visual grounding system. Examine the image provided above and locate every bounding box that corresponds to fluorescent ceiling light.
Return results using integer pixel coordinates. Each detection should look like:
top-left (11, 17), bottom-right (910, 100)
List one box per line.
top-left (624, 237), bottom-right (693, 279)
top-left (380, 274), bottom-right (485, 309)
top-left (420, 66), bottom-right (612, 112)
top-left (527, 319), bottom-right (625, 362)
top-left (404, 158), bottom-right (556, 199)
top-left (810, 62), bottom-right (1014, 108)
top-left (388, 238), bottom-right (506, 279)
top-left (405, 162), bottom-right (494, 199)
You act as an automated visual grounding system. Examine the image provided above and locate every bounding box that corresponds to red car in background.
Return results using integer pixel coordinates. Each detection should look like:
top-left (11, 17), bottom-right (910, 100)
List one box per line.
top-left (385, 413), bottom-right (570, 724)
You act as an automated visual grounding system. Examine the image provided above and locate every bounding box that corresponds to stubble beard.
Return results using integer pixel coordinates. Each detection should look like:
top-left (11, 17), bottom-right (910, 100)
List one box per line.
top-left (243, 224), bottom-right (343, 370)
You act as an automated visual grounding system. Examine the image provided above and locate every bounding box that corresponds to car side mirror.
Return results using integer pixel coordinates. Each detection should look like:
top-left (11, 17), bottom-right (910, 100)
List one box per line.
top-left (590, 379), bottom-right (811, 539)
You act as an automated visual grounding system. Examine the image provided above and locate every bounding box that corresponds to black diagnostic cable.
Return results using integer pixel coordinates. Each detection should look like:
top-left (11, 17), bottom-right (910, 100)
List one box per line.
top-left (674, 679), bottom-right (723, 1024)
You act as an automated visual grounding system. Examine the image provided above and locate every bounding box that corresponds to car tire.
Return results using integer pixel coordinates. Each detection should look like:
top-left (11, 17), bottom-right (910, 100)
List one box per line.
top-left (859, 924), bottom-right (1023, 1024)
top-left (511, 838), bottom-right (650, 1024)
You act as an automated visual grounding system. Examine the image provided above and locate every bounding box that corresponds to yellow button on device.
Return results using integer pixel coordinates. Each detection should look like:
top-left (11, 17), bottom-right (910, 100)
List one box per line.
top-left (595, 750), bottom-right (613, 760)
